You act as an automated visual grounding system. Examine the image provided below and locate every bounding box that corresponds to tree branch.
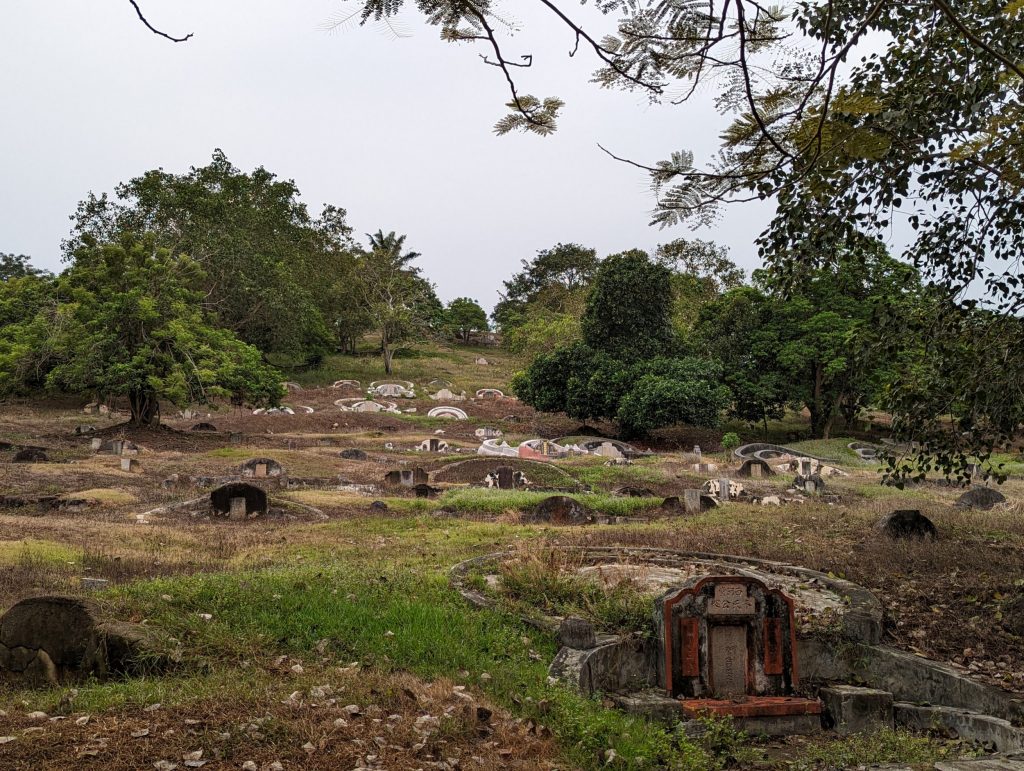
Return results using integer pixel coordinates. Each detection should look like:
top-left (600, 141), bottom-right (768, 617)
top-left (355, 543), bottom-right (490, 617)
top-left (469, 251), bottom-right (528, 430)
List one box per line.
top-left (128, 0), bottom-right (193, 43)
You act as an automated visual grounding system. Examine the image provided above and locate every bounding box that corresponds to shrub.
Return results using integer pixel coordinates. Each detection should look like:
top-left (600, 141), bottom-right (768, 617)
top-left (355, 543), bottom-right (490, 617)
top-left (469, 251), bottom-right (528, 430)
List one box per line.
top-left (721, 432), bottom-right (741, 451)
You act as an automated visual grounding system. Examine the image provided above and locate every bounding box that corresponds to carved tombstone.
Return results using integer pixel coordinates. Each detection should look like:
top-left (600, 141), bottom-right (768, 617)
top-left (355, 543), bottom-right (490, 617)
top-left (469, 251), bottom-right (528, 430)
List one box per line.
top-left (654, 576), bottom-right (799, 701)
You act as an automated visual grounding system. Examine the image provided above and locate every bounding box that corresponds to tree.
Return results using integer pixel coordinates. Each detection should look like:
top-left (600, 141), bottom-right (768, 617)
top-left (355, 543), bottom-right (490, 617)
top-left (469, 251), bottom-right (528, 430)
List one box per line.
top-left (342, 0), bottom-right (1024, 479)
top-left (0, 258), bottom-right (57, 396)
top-left (66, 150), bottom-right (347, 367)
top-left (33, 235), bottom-right (281, 425)
top-left (655, 239), bottom-right (745, 332)
top-left (693, 287), bottom-right (790, 438)
top-left (492, 243), bottom-right (598, 332)
top-left (0, 253), bottom-right (49, 282)
top-left (444, 297), bottom-right (489, 342)
top-left (581, 250), bottom-right (675, 361)
top-left (512, 343), bottom-right (729, 437)
top-left (354, 231), bottom-right (434, 374)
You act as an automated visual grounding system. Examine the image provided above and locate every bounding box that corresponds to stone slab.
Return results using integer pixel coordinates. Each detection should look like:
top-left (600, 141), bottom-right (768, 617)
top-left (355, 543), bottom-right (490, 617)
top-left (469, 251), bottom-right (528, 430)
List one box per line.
top-left (820, 684), bottom-right (894, 736)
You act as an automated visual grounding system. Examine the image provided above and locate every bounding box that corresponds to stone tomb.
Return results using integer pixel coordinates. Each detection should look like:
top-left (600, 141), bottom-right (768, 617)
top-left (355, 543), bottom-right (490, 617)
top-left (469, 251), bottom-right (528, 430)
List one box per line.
top-left (655, 576), bottom-right (821, 730)
top-left (384, 468), bottom-right (429, 488)
top-left (240, 457), bottom-right (285, 479)
top-left (210, 482), bottom-right (269, 519)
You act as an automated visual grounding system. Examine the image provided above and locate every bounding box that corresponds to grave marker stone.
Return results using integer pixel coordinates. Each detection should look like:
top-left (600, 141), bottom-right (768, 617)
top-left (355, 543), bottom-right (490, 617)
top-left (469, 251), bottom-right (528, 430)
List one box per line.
top-left (255, 463), bottom-right (267, 478)
top-left (719, 478), bottom-right (731, 502)
top-left (229, 497), bottom-right (248, 520)
top-left (683, 489), bottom-right (701, 514)
top-left (655, 575), bottom-right (814, 718)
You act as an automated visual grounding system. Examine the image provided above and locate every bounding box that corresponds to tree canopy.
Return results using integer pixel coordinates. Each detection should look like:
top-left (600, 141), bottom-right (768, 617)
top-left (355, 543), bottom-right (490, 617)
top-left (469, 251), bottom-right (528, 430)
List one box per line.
top-left (1, 236), bottom-right (282, 424)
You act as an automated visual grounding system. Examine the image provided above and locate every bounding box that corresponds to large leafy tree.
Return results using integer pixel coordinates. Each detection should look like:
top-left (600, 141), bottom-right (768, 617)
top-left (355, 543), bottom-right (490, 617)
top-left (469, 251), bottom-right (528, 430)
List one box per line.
top-left (654, 239), bottom-right (745, 332)
top-left (334, 0), bottom-right (1023, 478)
top-left (65, 151), bottom-right (350, 367)
top-left (0, 257), bottom-right (57, 396)
top-left (444, 297), bottom-right (489, 342)
top-left (29, 236), bottom-right (282, 425)
top-left (513, 343), bottom-right (730, 437)
top-left (693, 287), bottom-right (790, 438)
top-left (492, 242), bottom-right (599, 332)
top-left (581, 250), bottom-right (676, 361)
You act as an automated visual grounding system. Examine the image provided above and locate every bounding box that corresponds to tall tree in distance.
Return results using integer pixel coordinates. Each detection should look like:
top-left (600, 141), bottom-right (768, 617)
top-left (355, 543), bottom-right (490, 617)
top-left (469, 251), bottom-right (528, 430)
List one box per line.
top-left (355, 231), bottom-right (434, 374)
top-left (444, 297), bottom-right (489, 343)
top-left (65, 150), bottom-right (345, 367)
top-left (492, 242), bottom-right (598, 332)
top-left (581, 250), bottom-right (675, 361)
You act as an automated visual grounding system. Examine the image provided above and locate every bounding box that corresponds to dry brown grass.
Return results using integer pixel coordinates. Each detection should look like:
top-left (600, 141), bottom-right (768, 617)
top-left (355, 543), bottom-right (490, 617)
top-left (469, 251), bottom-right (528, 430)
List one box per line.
top-left (0, 668), bottom-right (561, 770)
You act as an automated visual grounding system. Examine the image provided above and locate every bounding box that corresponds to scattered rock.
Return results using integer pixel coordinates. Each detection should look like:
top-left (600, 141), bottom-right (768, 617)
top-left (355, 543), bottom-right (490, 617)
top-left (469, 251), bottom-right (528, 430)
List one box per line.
top-left (340, 449), bottom-right (368, 461)
top-left (13, 448), bottom-right (48, 463)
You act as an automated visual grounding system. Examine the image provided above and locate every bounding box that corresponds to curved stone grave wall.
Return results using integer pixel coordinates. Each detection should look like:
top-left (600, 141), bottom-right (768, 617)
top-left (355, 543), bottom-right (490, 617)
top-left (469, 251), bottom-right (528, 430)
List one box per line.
top-left (431, 457), bottom-right (580, 488)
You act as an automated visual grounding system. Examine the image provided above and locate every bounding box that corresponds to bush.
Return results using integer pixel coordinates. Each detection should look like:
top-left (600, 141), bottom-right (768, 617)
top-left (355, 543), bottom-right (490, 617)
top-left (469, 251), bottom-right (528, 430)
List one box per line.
top-left (721, 432), bottom-right (741, 450)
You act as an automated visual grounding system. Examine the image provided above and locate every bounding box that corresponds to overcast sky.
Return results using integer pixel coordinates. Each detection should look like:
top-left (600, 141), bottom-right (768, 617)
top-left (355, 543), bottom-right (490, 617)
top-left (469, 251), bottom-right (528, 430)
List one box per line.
top-left (0, 0), bottom-right (773, 310)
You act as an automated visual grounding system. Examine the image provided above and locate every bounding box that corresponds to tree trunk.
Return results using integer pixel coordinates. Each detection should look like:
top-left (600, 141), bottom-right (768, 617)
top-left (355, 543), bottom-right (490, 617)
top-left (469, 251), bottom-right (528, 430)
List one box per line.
top-left (128, 389), bottom-right (160, 426)
top-left (382, 334), bottom-right (394, 375)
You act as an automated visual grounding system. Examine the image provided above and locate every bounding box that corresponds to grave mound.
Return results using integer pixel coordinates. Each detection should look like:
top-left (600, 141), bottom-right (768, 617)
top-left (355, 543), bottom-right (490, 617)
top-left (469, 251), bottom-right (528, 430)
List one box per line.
top-left (12, 448), bottom-right (48, 463)
top-left (875, 510), bottom-right (937, 539)
top-left (210, 482), bottom-right (269, 519)
top-left (431, 457), bottom-right (579, 488)
top-left (523, 496), bottom-right (594, 525)
top-left (0, 596), bottom-right (170, 683)
top-left (955, 487), bottom-right (1006, 511)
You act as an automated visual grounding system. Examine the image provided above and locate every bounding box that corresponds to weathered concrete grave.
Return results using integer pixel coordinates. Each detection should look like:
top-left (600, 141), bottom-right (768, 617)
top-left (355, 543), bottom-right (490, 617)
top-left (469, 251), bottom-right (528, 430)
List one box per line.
top-left (738, 458), bottom-right (775, 478)
top-left (120, 457), bottom-right (141, 473)
top-left (416, 438), bottom-right (449, 453)
top-left (240, 457), bottom-right (284, 479)
top-left (655, 576), bottom-right (821, 732)
top-left (210, 482), bottom-right (268, 519)
top-left (384, 468), bottom-right (428, 487)
top-left (12, 448), bottom-right (48, 463)
top-left (875, 510), bottom-right (938, 540)
top-left (0, 596), bottom-right (169, 683)
top-left (485, 466), bottom-right (528, 490)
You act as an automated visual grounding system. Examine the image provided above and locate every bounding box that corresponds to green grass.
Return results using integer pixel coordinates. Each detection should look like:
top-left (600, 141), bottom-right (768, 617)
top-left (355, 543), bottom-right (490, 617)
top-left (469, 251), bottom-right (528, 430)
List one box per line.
top-left (786, 728), bottom-right (955, 769)
top-left (570, 460), bottom-right (676, 489)
top-left (294, 342), bottom-right (525, 393)
top-left (50, 561), bottom-right (713, 769)
top-left (437, 488), bottom-right (663, 517)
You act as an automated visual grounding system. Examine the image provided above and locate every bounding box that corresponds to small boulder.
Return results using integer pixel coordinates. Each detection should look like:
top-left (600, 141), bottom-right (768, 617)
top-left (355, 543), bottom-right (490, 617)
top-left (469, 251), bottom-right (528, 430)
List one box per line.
top-left (954, 487), bottom-right (1006, 511)
top-left (875, 510), bottom-right (937, 540)
top-left (190, 423), bottom-right (217, 432)
top-left (340, 449), bottom-right (368, 461)
top-left (413, 484), bottom-right (441, 499)
top-left (369, 501), bottom-right (388, 512)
